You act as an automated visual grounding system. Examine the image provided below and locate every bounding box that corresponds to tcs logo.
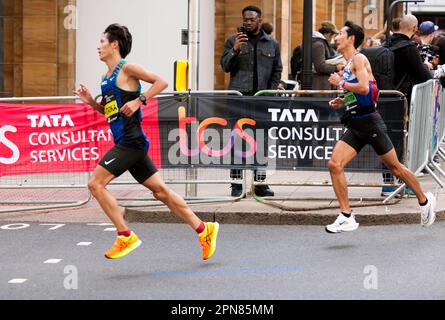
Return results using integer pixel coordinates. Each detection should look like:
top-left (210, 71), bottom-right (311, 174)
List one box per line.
top-left (0, 125), bottom-right (20, 165)
top-left (178, 106), bottom-right (257, 157)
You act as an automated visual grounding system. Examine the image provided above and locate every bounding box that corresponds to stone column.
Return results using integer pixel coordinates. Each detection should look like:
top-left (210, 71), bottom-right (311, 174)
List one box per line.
top-left (0, 0), bottom-right (76, 97)
top-left (276, 0), bottom-right (291, 80)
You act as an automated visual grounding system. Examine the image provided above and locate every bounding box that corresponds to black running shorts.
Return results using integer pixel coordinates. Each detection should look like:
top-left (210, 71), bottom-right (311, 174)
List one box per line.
top-left (340, 112), bottom-right (394, 156)
top-left (99, 144), bottom-right (158, 184)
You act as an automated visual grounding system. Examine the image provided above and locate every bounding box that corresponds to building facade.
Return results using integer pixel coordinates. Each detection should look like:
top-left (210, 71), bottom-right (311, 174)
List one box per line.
top-left (1, 0), bottom-right (444, 97)
top-left (0, 0), bottom-right (76, 97)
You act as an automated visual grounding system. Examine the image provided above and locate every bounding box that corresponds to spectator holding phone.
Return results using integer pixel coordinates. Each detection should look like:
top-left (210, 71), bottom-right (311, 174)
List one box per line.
top-left (417, 21), bottom-right (440, 70)
top-left (221, 5), bottom-right (282, 96)
top-left (220, 5), bottom-right (282, 198)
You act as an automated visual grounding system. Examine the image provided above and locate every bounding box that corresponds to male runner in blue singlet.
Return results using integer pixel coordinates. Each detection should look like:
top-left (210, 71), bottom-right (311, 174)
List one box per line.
top-left (325, 21), bottom-right (436, 233)
top-left (74, 24), bottom-right (219, 259)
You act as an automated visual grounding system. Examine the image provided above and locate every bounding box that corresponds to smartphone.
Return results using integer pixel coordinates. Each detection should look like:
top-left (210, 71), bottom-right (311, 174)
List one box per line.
top-left (237, 26), bottom-right (247, 34)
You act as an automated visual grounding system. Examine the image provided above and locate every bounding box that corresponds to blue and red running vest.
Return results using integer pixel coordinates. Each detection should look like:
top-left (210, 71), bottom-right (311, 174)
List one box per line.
top-left (343, 57), bottom-right (379, 119)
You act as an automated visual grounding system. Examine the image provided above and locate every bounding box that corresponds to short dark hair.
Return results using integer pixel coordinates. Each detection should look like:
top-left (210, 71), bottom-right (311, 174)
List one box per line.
top-left (262, 22), bottom-right (273, 35)
top-left (391, 17), bottom-right (402, 32)
top-left (344, 21), bottom-right (364, 49)
top-left (242, 5), bottom-right (262, 17)
top-left (104, 23), bottom-right (133, 58)
top-left (433, 35), bottom-right (445, 65)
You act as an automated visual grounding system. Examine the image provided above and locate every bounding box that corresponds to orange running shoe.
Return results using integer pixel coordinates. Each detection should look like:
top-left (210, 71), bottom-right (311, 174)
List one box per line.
top-left (198, 222), bottom-right (219, 260)
top-left (104, 232), bottom-right (142, 259)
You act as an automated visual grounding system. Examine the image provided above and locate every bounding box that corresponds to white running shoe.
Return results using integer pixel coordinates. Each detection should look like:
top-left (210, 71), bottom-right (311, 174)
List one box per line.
top-left (326, 214), bottom-right (359, 233)
top-left (420, 192), bottom-right (436, 227)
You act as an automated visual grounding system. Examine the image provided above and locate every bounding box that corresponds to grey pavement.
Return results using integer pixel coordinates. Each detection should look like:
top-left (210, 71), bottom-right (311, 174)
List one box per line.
top-left (1, 166), bottom-right (445, 301)
top-left (1, 221), bottom-right (444, 300)
top-left (124, 168), bottom-right (445, 226)
top-left (0, 168), bottom-right (444, 226)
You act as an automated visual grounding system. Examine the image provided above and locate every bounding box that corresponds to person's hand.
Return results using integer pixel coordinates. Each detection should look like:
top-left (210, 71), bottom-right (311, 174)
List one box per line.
top-left (329, 97), bottom-right (344, 109)
top-left (120, 99), bottom-right (141, 117)
top-left (336, 63), bottom-right (345, 72)
top-left (233, 32), bottom-right (248, 53)
top-left (365, 38), bottom-right (372, 48)
top-left (328, 72), bottom-right (342, 86)
top-left (73, 84), bottom-right (94, 105)
top-left (277, 83), bottom-right (285, 90)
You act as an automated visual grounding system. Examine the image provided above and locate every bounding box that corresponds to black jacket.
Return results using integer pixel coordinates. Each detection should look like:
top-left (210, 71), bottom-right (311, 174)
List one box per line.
top-left (220, 30), bottom-right (282, 94)
top-left (390, 33), bottom-right (432, 98)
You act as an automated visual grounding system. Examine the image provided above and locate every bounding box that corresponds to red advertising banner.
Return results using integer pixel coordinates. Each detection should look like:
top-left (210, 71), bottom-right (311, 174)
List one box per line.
top-left (1, 95), bottom-right (406, 176)
top-left (0, 99), bottom-right (161, 177)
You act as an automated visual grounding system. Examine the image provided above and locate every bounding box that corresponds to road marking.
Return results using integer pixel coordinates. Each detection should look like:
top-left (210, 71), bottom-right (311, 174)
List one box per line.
top-left (8, 279), bottom-right (27, 284)
top-left (40, 224), bottom-right (66, 230)
top-left (87, 223), bottom-right (113, 226)
top-left (104, 228), bottom-right (117, 232)
top-left (1, 223), bottom-right (30, 230)
top-left (44, 259), bottom-right (62, 264)
top-left (77, 242), bottom-right (92, 246)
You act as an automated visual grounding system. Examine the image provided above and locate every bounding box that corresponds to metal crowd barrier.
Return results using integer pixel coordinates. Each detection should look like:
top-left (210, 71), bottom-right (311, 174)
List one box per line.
top-left (423, 81), bottom-right (445, 179)
top-left (385, 79), bottom-right (445, 202)
top-left (2, 85), bottom-right (442, 213)
top-left (113, 90), bottom-right (248, 207)
top-left (0, 173), bottom-right (92, 214)
top-left (437, 84), bottom-right (445, 162)
top-left (251, 89), bottom-right (409, 207)
top-left (0, 91), bottom-right (247, 213)
top-left (0, 95), bottom-right (91, 214)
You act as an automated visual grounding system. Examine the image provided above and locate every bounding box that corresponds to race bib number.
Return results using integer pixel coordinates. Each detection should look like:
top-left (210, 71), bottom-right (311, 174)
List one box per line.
top-left (344, 91), bottom-right (358, 110)
top-left (103, 93), bottom-right (119, 123)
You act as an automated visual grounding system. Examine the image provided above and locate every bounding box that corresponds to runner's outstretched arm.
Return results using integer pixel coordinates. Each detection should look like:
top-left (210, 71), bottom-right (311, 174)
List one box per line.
top-left (73, 83), bottom-right (105, 114)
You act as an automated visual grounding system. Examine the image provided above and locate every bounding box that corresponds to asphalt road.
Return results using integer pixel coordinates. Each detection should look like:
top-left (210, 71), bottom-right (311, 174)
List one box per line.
top-left (1, 220), bottom-right (444, 300)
